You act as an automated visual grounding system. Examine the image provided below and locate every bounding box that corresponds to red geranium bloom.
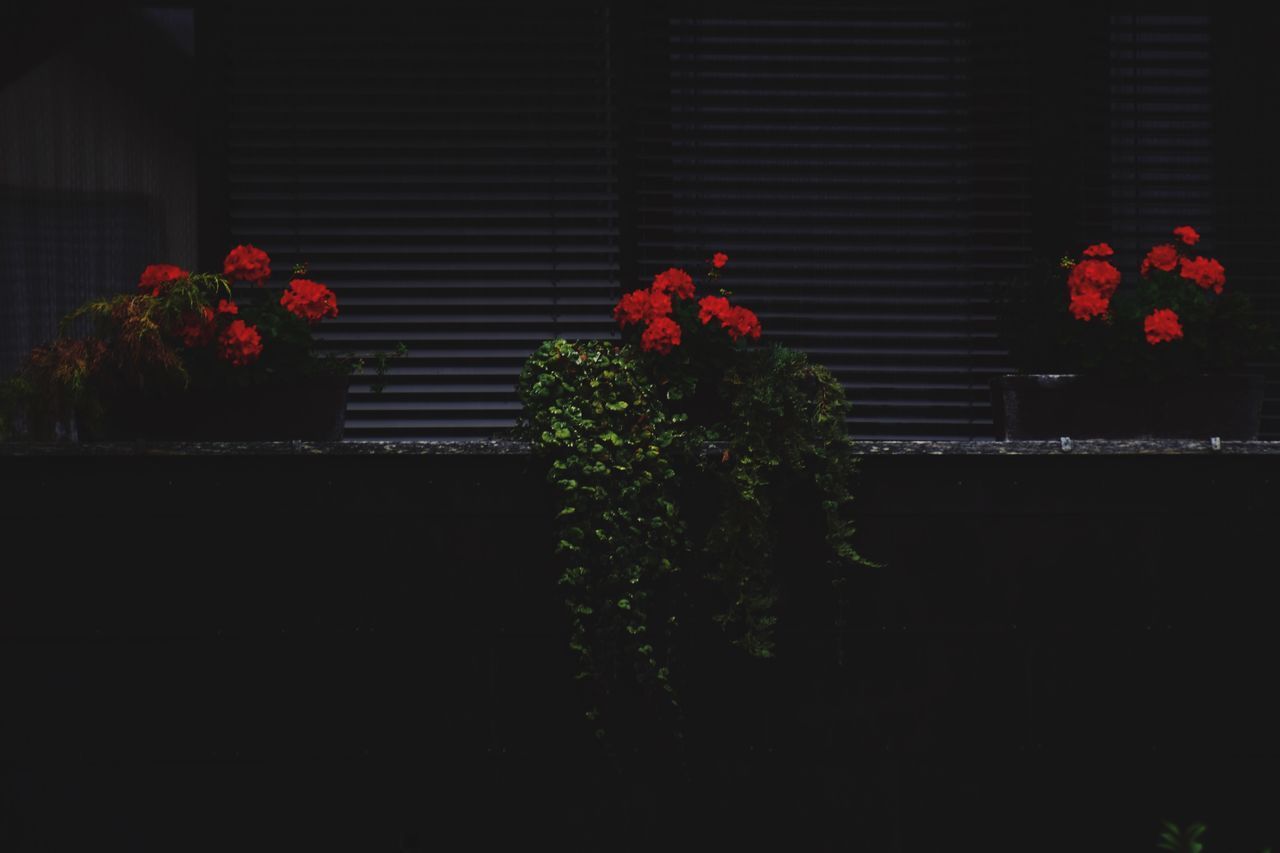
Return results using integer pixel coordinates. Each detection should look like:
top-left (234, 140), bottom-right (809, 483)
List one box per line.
top-left (640, 316), bottom-right (682, 354)
top-left (223, 244), bottom-right (272, 286)
top-left (613, 288), bottom-right (672, 327)
top-left (138, 264), bottom-right (190, 296)
top-left (697, 295), bottom-right (733, 325)
top-left (1068, 288), bottom-right (1110, 321)
top-left (1141, 244), bottom-right (1180, 277)
top-left (175, 305), bottom-right (215, 347)
top-left (1070, 259), bottom-right (1122, 299)
top-left (218, 319), bottom-right (263, 366)
top-left (217, 299), bottom-right (239, 316)
top-left (724, 306), bottom-right (762, 341)
top-left (280, 278), bottom-right (339, 323)
top-left (1144, 308), bottom-right (1184, 345)
top-left (1066, 258), bottom-right (1121, 320)
top-left (651, 268), bottom-right (696, 300)
top-left (712, 252), bottom-right (729, 269)
top-left (1082, 243), bottom-right (1114, 258)
top-left (1179, 256), bottom-right (1226, 294)
top-left (1173, 225), bottom-right (1201, 246)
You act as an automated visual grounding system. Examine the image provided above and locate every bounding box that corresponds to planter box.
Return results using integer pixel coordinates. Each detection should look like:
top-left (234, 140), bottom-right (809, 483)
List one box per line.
top-left (990, 373), bottom-right (1264, 440)
top-left (80, 374), bottom-right (350, 441)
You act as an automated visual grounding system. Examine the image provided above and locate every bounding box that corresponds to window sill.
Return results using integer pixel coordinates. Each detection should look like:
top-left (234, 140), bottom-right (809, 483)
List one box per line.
top-left (3, 438), bottom-right (1280, 456)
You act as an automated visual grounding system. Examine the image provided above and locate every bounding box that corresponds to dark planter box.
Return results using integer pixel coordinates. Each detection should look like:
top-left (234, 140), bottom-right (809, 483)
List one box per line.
top-left (991, 373), bottom-right (1264, 439)
top-left (80, 374), bottom-right (349, 441)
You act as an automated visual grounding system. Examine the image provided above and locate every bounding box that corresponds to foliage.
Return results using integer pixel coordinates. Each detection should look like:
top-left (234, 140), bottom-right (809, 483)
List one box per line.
top-left (518, 339), bottom-right (687, 741)
top-left (1158, 821), bottom-right (1271, 853)
top-left (518, 255), bottom-right (875, 743)
top-left (702, 344), bottom-right (871, 658)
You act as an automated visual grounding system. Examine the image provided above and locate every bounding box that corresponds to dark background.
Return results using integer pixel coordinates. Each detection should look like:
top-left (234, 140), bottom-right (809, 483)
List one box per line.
top-left (2, 447), bottom-right (1278, 851)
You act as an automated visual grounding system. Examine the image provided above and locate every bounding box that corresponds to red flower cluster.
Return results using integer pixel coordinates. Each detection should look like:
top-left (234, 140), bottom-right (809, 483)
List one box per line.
top-left (611, 253), bottom-right (762, 353)
top-left (1180, 256), bottom-right (1226, 294)
top-left (218, 319), bottom-right (264, 367)
top-left (1144, 308), bottom-right (1184, 344)
top-left (698, 294), bottom-right (761, 341)
top-left (1141, 244), bottom-right (1180, 277)
top-left (1067, 226), bottom-right (1228, 349)
top-left (138, 264), bottom-right (190, 296)
top-left (280, 278), bottom-right (339, 323)
top-left (651, 267), bottom-right (696, 300)
top-left (131, 246), bottom-right (343, 373)
top-left (613, 288), bottom-right (672, 327)
top-left (223, 244), bottom-right (272, 286)
top-left (1067, 258), bottom-right (1121, 320)
top-left (641, 317), bottom-right (682, 355)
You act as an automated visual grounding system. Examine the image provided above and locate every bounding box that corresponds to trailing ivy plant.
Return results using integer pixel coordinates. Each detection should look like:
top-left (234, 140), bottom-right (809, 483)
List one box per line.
top-left (518, 339), bottom-right (688, 741)
top-left (517, 254), bottom-right (876, 743)
top-left (702, 344), bottom-right (870, 659)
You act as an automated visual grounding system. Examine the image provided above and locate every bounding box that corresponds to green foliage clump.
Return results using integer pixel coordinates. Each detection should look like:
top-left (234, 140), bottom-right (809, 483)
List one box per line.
top-left (1158, 821), bottom-right (1271, 853)
top-left (704, 345), bottom-right (871, 658)
top-left (519, 340), bottom-right (686, 738)
top-left (518, 337), bottom-right (875, 742)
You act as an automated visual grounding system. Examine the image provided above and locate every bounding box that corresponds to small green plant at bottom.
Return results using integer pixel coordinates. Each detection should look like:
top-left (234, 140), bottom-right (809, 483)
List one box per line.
top-left (1158, 820), bottom-right (1270, 853)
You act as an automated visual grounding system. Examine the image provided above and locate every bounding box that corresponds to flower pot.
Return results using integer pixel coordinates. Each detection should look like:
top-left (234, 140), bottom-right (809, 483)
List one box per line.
top-left (81, 373), bottom-right (350, 441)
top-left (990, 373), bottom-right (1264, 440)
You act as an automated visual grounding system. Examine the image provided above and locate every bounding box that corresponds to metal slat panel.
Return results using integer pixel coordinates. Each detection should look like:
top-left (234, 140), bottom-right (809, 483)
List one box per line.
top-left (224, 8), bottom-right (617, 439)
top-left (633, 12), bottom-right (1029, 439)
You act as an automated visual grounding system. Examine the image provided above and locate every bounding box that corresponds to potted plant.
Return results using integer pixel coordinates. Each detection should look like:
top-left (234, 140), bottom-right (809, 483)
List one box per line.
top-left (992, 226), bottom-right (1273, 439)
top-left (518, 252), bottom-right (875, 749)
top-left (0, 244), bottom-right (399, 441)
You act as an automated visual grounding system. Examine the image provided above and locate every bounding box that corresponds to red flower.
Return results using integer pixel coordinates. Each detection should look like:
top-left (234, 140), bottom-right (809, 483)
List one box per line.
top-left (1144, 308), bottom-right (1184, 345)
top-left (280, 278), bottom-right (339, 323)
top-left (1068, 288), bottom-right (1111, 321)
top-left (640, 316), bottom-right (682, 354)
top-left (1179, 256), bottom-right (1226, 294)
top-left (723, 306), bottom-right (762, 341)
top-left (223, 244), bottom-right (272, 286)
top-left (1066, 258), bottom-right (1121, 320)
top-left (1173, 225), bottom-right (1201, 246)
top-left (697, 295), bottom-right (733, 325)
top-left (138, 264), bottom-right (190, 296)
top-left (1141, 244), bottom-right (1180, 277)
top-left (613, 288), bottom-right (672, 327)
top-left (712, 252), bottom-right (729, 269)
top-left (651, 268), bottom-right (696, 300)
top-left (1082, 243), bottom-right (1114, 258)
top-left (217, 299), bottom-right (239, 316)
top-left (218, 319), bottom-right (263, 366)
top-left (175, 306), bottom-right (215, 347)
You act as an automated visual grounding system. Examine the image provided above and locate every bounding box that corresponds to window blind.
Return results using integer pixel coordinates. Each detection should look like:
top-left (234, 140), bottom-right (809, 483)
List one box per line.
top-left (628, 8), bottom-right (1031, 439)
top-left (1098, 17), bottom-right (1215, 275)
top-left (223, 5), bottom-right (618, 439)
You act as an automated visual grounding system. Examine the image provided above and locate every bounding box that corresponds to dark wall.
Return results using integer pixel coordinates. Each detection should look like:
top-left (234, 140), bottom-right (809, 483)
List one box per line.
top-left (2, 449), bottom-right (1276, 852)
top-left (0, 10), bottom-right (199, 375)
